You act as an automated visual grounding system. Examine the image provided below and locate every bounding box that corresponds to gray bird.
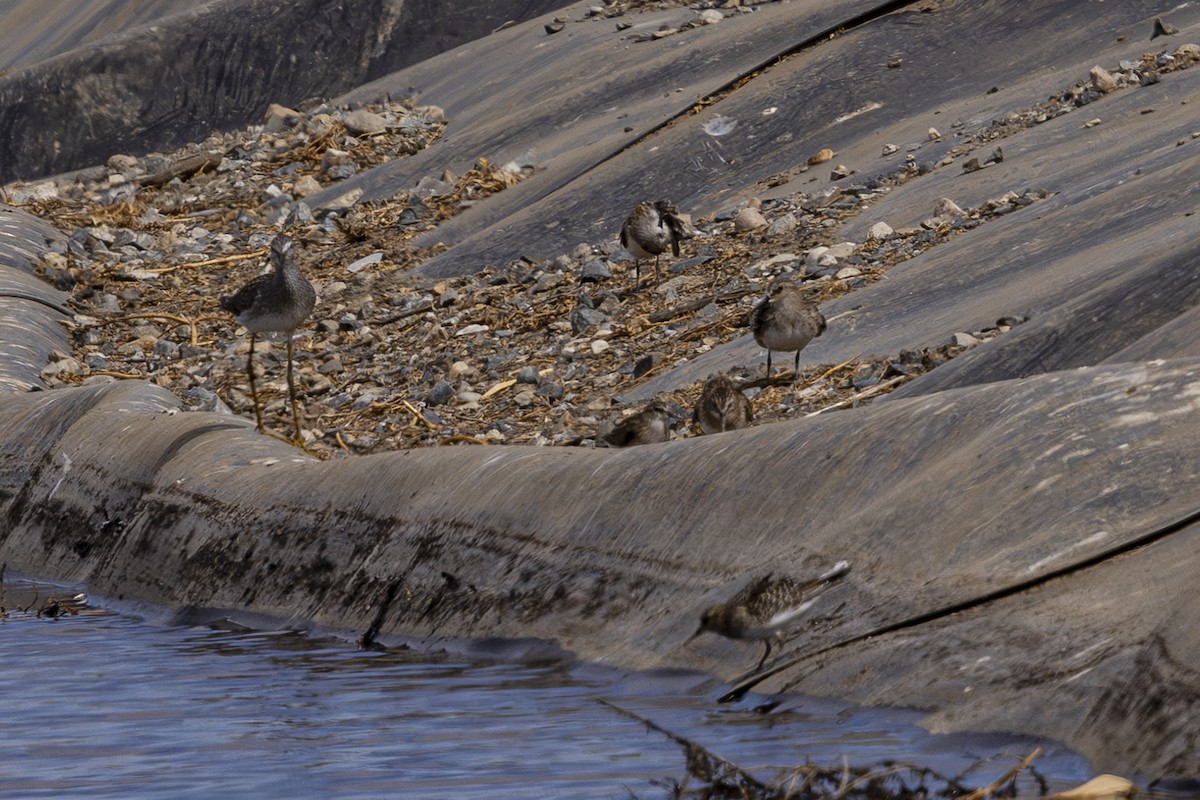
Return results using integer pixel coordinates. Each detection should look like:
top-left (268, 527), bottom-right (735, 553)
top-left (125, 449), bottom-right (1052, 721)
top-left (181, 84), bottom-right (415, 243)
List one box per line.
top-left (220, 235), bottom-right (316, 443)
top-left (620, 200), bottom-right (686, 284)
top-left (750, 282), bottom-right (826, 379)
top-left (689, 561), bottom-right (851, 670)
top-left (601, 400), bottom-right (672, 447)
top-left (693, 375), bottom-right (753, 434)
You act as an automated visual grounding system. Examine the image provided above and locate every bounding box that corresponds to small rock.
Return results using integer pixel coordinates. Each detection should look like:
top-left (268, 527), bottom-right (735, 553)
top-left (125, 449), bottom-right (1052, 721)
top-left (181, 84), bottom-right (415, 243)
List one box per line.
top-left (766, 213), bottom-right (797, 236)
top-left (570, 306), bottom-right (608, 335)
top-left (413, 175), bottom-right (453, 198)
top-left (40, 355), bottom-right (84, 380)
top-left (1175, 43), bottom-right (1200, 61)
top-left (881, 143), bottom-right (898, 155)
top-left (416, 105), bottom-right (446, 124)
top-left (532, 273), bottom-right (563, 292)
top-left (807, 148), bottom-right (834, 165)
top-left (455, 324), bottom-right (490, 337)
top-left (962, 157), bottom-right (981, 173)
top-left (835, 267), bottom-right (862, 279)
top-left (953, 332), bottom-right (980, 347)
top-left (534, 382), bottom-right (564, 400)
top-left (934, 197), bottom-right (965, 218)
top-left (1089, 65), bottom-right (1118, 93)
top-left (516, 366), bottom-right (541, 384)
top-left (107, 154), bottom-right (139, 174)
top-left (263, 103), bottom-right (301, 133)
top-left (927, 127), bottom-right (940, 140)
top-left (320, 147), bottom-right (352, 175)
top-left (829, 164), bottom-right (851, 180)
top-left (825, 242), bottom-right (857, 259)
top-left (343, 108), bottom-right (388, 135)
top-left (867, 221), bottom-right (894, 239)
top-left (347, 252), bottom-right (384, 273)
top-left (153, 339), bottom-right (179, 359)
top-left (590, 339), bottom-right (610, 355)
top-left (83, 353), bottom-right (109, 370)
top-left (318, 187), bottom-right (362, 214)
top-left (632, 354), bottom-right (657, 379)
top-left (1049, 773), bottom-right (1135, 800)
top-left (804, 246), bottom-right (830, 266)
top-left (292, 175), bottom-right (322, 198)
top-left (184, 387), bottom-right (232, 414)
top-left (733, 207), bottom-right (767, 232)
top-left (580, 259), bottom-right (612, 282)
top-left (426, 381), bottom-right (455, 406)
top-left (448, 360), bottom-right (474, 380)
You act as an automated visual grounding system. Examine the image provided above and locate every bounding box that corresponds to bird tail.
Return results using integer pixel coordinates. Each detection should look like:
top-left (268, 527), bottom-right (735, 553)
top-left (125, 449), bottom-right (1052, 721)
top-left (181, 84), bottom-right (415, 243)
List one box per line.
top-left (819, 560), bottom-right (851, 582)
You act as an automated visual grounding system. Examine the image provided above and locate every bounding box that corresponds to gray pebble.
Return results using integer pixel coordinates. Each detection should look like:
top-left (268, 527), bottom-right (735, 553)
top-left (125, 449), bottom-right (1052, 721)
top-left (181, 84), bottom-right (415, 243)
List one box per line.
top-left (534, 382), bottom-right (564, 400)
top-left (426, 380), bottom-right (455, 406)
top-left (580, 259), bottom-right (612, 282)
top-left (766, 213), bottom-right (798, 237)
top-left (570, 306), bottom-right (608, 335)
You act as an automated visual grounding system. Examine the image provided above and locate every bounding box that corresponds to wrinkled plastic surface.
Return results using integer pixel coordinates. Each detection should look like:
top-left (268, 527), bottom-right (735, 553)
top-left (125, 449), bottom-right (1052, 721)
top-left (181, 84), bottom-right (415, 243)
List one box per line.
top-left (3, 0), bottom-right (1200, 777)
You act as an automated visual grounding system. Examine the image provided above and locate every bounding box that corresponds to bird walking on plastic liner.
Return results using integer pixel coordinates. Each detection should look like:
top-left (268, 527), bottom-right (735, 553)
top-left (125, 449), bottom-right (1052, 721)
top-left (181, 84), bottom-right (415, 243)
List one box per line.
top-left (688, 561), bottom-right (851, 671)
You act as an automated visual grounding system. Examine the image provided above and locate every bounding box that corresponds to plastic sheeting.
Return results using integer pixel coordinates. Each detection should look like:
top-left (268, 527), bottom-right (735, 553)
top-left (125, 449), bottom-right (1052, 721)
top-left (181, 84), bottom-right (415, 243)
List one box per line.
top-left (3, 0), bottom-right (1200, 778)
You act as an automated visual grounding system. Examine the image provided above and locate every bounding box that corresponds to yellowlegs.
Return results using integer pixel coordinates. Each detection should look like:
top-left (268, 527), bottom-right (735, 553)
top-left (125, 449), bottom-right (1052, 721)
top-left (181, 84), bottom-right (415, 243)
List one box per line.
top-left (220, 234), bottom-right (316, 443)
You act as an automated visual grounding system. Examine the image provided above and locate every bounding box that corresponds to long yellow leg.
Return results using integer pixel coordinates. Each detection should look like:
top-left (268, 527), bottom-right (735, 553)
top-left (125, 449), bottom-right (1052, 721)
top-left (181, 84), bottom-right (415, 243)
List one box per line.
top-left (287, 335), bottom-right (303, 444)
top-left (247, 333), bottom-right (265, 433)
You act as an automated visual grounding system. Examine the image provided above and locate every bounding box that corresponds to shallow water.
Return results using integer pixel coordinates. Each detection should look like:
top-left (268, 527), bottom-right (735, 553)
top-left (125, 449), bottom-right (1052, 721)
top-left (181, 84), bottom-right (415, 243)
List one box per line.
top-left (0, 579), bottom-right (1101, 799)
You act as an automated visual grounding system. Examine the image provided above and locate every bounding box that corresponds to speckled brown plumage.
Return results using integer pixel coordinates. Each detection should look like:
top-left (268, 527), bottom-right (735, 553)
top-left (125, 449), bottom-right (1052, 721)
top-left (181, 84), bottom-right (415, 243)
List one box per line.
top-left (601, 401), bottom-right (671, 447)
top-left (750, 282), bottom-right (826, 378)
top-left (690, 561), bottom-right (850, 670)
top-left (693, 375), bottom-right (753, 435)
top-left (620, 200), bottom-right (686, 284)
top-left (221, 235), bottom-right (315, 443)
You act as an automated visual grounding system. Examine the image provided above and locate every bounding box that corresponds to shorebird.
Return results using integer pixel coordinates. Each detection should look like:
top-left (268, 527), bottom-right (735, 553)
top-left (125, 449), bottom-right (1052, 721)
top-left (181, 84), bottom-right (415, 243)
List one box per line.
top-left (220, 234), bottom-right (316, 443)
top-left (693, 375), bottom-right (753, 434)
top-left (750, 282), bottom-right (826, 380)
top-left (620, 200), bottom-right (686, 284)
top-left (600, 400), bottom-right (672, 447)
top-left (689, 561), bottom-right (851, 671)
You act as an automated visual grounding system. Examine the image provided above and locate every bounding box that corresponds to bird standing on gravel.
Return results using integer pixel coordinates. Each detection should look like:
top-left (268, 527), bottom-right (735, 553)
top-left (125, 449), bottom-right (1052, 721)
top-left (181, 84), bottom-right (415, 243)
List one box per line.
top-left (620, 200), bottom-right (687, 285)
top-left (688, 561), bottom-right (851, 671)
top-left (220, 234), bottom-right (316, 444)
top-left (750, 282), bottom-right (826, 380)
top-left (693, 375), bottom-right (753, 434)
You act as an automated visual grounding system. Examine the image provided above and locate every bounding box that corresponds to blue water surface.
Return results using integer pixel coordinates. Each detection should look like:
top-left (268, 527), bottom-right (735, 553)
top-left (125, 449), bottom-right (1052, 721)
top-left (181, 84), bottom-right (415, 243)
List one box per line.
top-left (0, 580), bottom-right (1096, 799)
